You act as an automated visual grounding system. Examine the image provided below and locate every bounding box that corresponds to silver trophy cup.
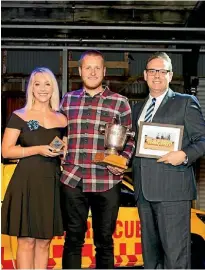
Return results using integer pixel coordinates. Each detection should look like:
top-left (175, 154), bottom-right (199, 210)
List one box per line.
top-left (99, 123), bottom-right (135, 155)
top-left (94, 118), bottom-right (135, 168)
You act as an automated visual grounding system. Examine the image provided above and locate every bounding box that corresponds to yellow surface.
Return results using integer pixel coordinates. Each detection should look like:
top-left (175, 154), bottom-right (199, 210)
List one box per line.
top-left (1, 163), bottom-right (205, 269)
top-left (1, 164), bottom-right (16, 202)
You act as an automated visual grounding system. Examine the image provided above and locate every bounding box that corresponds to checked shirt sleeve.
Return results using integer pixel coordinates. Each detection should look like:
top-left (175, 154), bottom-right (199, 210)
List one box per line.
top-left (119, 98), bottom-right (135, 163)
top-left (59, 93), bottom-right (68, 115)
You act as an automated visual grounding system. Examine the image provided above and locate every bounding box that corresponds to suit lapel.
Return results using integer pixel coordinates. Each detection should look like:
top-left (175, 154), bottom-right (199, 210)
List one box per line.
top-left (152, 88), bottom-right (175, 122)
top-left (133, 97), bottom-right (148, 133)
top-left (133, 88), bottom-right (175, 131)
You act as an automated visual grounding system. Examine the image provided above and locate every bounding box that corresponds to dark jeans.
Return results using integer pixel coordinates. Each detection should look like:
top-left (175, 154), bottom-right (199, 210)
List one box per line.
top-left (61, 182), bottom-right (121, 269)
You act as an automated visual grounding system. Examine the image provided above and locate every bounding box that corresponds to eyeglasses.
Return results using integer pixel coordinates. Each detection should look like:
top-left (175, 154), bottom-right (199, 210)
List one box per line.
top-left (146, 69), bottom-right (170, 76)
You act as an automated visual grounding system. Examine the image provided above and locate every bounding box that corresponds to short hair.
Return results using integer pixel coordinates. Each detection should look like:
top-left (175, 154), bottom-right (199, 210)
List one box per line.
top-left (25, 67), bottom-right (60, 111)
top-left (78, 50), bottom-right (105, 67)
top-left (146, 52), bottom-right (172, 71)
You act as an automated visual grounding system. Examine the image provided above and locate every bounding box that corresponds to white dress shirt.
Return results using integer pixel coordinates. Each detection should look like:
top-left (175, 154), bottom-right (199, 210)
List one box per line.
top-left (138, 89), bottom-right (168, 126)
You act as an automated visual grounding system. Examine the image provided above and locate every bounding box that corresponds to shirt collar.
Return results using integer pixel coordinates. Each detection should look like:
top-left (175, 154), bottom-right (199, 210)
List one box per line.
top-left (79, 85), bottom-right (111, 99)
top-left (149, 89), bottom-right (168, 103)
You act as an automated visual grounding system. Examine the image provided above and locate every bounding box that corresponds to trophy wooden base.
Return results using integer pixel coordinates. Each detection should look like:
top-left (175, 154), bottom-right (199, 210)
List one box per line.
top-left (52, 150), bottom-right (64, 155)
top-left (94, 153), bottom-right (128, 169)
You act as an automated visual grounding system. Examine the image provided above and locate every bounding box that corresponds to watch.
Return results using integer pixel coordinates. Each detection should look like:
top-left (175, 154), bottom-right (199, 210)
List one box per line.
top-left (183, 155), bottom-right (188, 165)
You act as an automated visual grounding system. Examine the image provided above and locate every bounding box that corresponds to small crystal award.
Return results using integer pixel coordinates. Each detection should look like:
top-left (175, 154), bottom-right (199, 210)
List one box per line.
top-left (49, 136), bottom-right (64, 153)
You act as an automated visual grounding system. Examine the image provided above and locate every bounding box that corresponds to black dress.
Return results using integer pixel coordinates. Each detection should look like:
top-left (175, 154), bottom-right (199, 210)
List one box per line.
top-left (1, 113), bottom-right (64, 239)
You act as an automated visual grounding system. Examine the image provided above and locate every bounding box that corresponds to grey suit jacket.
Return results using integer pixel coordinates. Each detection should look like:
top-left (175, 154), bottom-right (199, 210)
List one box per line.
top-left (132, 89), bottom-right (205, 201)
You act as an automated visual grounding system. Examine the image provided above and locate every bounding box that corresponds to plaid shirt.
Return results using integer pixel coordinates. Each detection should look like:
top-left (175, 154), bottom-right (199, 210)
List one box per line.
top-left (60, 86), bottom-right (135, 192)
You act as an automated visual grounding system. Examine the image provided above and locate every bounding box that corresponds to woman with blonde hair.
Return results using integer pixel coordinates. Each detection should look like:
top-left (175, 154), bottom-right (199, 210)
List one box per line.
top-left (1, 67), bottom-right (67, 269)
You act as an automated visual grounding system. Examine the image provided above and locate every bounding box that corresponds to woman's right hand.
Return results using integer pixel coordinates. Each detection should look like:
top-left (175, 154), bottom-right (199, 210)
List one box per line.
top-left (37, 145), bottom-right (62, 157)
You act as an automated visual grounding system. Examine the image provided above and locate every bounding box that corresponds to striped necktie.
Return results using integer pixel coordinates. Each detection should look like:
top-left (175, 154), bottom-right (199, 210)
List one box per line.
top-left (144, 97), bottom-right (156, 122)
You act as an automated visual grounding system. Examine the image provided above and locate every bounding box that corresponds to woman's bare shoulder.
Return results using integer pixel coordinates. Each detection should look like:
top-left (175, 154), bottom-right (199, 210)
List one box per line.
top-left (55, 112), bottom-right (67, 127)
top-left (13, 108), bottom-right (27, 119)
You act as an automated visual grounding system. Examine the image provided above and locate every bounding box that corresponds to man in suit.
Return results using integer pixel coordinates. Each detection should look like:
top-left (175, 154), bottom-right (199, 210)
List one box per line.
top-left (132, 52), bottom-right (205, 269)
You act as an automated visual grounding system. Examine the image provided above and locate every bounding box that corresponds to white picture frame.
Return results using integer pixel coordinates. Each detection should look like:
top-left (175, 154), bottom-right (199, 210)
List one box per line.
top-left (136, 122), bottom-right (184, 158)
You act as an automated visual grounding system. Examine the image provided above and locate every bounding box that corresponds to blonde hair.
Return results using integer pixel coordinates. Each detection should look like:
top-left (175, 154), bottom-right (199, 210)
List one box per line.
top-left (25, 67), bottom-right (60, 111)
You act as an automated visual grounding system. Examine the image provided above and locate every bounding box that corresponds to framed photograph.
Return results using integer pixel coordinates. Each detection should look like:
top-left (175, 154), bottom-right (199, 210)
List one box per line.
top-left (136, 122), bottom-right (184, 158)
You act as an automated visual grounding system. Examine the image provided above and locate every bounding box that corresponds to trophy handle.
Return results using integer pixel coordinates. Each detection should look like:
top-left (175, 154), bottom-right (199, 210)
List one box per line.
top-left (112, 116), bottom-right (118, 124)
top-left (126, 130), bottom-right (135, 138)
top-left (99, 125), bottom-right (105, 134)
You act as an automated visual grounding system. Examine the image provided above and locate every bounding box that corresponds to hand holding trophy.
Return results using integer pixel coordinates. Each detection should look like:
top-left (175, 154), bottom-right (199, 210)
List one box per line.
top-left (94, 117), bottom-right (135, 169)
